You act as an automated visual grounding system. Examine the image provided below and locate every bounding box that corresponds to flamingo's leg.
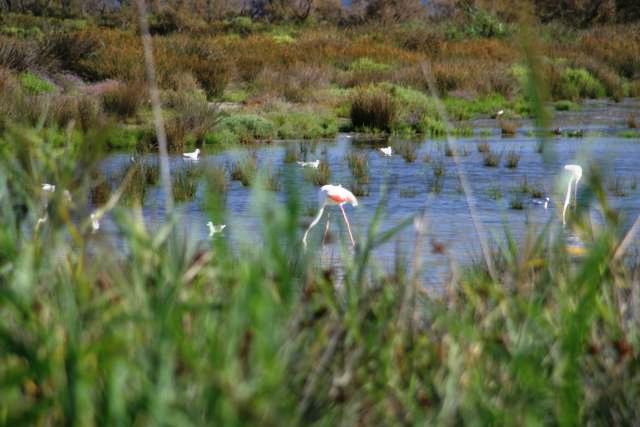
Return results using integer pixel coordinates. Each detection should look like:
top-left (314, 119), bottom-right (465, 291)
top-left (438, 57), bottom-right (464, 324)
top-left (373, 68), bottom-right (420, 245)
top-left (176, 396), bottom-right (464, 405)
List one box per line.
top-left (322, 213), bottom-right (331, 245)
top-left (339, 204), bottom-right (355, 247)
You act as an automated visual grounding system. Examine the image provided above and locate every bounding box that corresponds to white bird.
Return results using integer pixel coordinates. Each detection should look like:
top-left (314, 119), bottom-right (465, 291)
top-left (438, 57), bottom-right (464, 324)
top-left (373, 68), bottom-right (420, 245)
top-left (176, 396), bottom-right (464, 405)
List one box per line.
top-left (297, 160), bottom-right (320, 168)
top-left (42, 183), bottom-right (56, 192)
top-left (496, 110), bottom-right (504, 117)
top-left (303, 184), bottom-right (358, 248)
top-left (90, 212), bottom-right (100, 234)
top-left (532, 197), bottom-right (550, 209)
top-left (562, 164), bottom-right (583, 225)
top-left (35, 214), bottom-right (48, 231)
top-left (207, 221), bottom-right (226, 237)
top-left (380, 146), bottom-right (393, 157)
top-left (183, 148), bottom-right (200, 160)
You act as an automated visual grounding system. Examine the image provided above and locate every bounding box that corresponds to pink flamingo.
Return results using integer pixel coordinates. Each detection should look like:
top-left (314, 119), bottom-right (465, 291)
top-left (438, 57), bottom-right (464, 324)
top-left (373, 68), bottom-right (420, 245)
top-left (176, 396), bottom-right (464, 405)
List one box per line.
top-left (303, 184), bottom-right (358, 248)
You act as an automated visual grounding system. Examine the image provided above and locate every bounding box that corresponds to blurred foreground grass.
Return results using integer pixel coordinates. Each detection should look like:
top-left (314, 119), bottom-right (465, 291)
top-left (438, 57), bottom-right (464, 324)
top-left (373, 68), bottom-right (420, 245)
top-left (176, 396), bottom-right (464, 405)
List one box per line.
top-left (0, 124), bottom-right (639, 426)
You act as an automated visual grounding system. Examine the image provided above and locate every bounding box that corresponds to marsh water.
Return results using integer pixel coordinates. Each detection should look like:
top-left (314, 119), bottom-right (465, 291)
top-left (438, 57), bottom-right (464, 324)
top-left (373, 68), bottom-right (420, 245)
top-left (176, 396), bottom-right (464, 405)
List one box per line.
top-left (96, 99), bottom-right (640, 288)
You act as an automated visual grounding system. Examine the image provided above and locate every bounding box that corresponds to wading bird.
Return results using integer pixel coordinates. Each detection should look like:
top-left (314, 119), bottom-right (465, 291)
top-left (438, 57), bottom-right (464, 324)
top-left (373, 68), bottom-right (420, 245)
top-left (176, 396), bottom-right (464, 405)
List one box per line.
top-left (562, 164), bottom-right (583, 225)
top-left (42, 183), bottom-right (56, 192)
top-left (380, 146), bottom-right (393, 157)
top-left (532, 197), bottom-right (550, 209)
top-left (90, 213), bottom-right (100, 234)
top-left (303, 184), bottom-right (358, 248)
top-left (297, 160), bottom-right (320, 168)
top-left (207, 221), bottom-right (226, 237)
top-left (183, 148), bottom-right (200, 160)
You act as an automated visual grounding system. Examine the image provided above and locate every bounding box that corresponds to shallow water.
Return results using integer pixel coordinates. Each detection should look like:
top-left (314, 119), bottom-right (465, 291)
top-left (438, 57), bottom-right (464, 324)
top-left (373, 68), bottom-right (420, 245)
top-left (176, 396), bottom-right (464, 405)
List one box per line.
top-left (96, 99), bottom-right (640, 288)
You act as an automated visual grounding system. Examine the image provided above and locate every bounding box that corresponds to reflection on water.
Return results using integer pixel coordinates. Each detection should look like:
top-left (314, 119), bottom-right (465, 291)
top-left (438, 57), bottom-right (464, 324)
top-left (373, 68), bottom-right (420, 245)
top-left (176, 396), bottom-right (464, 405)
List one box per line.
top-left (95, 100), bottom-right (640, 288)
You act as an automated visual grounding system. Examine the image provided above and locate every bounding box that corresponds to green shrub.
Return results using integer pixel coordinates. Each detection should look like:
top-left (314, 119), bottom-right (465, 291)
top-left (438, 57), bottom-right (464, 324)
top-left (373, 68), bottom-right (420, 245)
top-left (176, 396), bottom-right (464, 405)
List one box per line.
top-left (270, 111), bottom-right (338, 140)
top-left (558, 68), bottom-right (606, 100)
top-left (554, 100), bottom-right (581, 111)
top-left (214, 114), bottom-right (275, 144)
top-left (19, 71), bottom-right (55, 94)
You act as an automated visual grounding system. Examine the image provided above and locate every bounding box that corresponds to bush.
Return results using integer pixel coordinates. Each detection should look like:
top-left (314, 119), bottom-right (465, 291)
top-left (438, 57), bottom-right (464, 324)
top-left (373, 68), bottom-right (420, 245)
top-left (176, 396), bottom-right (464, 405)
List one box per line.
top-left (19, 72), bottom-right (55, 94)
top-left (102, 82), bottom-right (146, 118)
top-left (270, 111), bottom-right (338, 139)
top-left (350, 87), bottom-right (397, 131)
top-left (558, 68), bottom-right (606, 100)
top-left (213, 114), bottom-right (275, 144)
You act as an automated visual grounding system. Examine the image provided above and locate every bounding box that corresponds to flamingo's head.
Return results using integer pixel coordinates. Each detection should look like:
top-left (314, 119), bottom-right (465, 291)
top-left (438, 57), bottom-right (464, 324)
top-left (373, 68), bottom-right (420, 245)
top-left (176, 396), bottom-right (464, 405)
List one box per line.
top-left (564, 164), bottom-right (582, 180)
top-left (206, 221), bottom-right (213, 229)
top-left (195, 149), bottom-right (201, 155)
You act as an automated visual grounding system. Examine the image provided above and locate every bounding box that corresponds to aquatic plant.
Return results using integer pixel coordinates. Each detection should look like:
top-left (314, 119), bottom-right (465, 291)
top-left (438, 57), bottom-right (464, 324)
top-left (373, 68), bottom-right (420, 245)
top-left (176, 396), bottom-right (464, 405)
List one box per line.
top-left (477, 142), bottom-right (490, 153)
top-left (231, 155), bottom-right (257, 186)
top-left (487, 186), bottom-right (503, 200)
top-left (504, 150), bottom-right (521, 169)
top-left (283, 142), bottom-right (299, 163)
top-left (346, 151), bottom-right (369, 183)
top-left (509, 196), bottom-right (524, 210)
top-left (483, 149), bottom-right (501, 167)
top-left (172, 166), bottom-right (201, 203)
top-left (628, 114), bottom-right (638, 129)
top-left (304, 161), bottom-right (331, 186)
top-left (499, 119), bottom-right (518, 136)
top-left (393, 141), bottom-right (417, 163)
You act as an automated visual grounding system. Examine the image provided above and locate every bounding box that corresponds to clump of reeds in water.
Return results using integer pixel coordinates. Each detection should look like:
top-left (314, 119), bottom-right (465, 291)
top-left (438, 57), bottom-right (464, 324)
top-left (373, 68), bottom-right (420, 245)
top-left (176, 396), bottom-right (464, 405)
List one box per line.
top-left (231, 155), bottom-right (257, 187)
top-left (483, 149), bottom-right (501, 167)
top-left (283, 142), bottom-right (299, 163)
top-left (608, 176), bottom-right (629, 197)
top-left (346, 151), bottom-right (369, 184)
top-left (429, 158), bottom-right (446, 194)
top-left (172, 166), bottom-right (202, 203)
top-left (504, 150), bottom-right (521, 169)
top-left (444, 144), bottom-right (469, 157)
top-left (304, 161), bottom-right (330, 186)
top-left (393, 141), bottom-right (417, 163)
top-left (118, 158), bottom-right (160, 205)
top-left (499, 119), bottom-right (518, 136)
top-left (205, 163), bottom-right (228, 195)
top-left (477, 142), bottom-right (490, 153)
top-left (90, 172), bottom-right (111, 207)
top-left (509, 196), bottom-right (524, 210)
top-left (350, 181), bottom-right (369, 197)
top-left (627, 114), bottom-right (638, 129)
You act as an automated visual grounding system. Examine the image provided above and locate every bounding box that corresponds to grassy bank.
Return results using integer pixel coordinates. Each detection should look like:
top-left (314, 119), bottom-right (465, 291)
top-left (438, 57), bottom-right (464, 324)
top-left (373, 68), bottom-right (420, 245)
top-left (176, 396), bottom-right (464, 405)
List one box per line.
top-left (1, 126), bottom-right (639, 425)
top-left (1, 11), bottom-right (639, 149)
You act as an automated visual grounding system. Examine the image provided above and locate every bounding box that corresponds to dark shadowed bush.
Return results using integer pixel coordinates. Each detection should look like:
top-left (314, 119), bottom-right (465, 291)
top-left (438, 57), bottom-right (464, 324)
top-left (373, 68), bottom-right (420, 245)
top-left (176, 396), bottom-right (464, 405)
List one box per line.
top-left (350, 86), bottom-right (397, 131)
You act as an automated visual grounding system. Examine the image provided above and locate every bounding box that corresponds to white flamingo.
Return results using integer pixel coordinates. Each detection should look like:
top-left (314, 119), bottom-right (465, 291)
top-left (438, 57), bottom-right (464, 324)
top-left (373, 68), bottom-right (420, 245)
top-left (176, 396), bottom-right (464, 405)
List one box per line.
top-left (183, 148), bottom-right (200, 160)
top-left (562, 164), bottom-right (583, 225)
top-left (303, 184), bottom-right (358, 248)
top-left (297, 160), bottom-right (320, 168)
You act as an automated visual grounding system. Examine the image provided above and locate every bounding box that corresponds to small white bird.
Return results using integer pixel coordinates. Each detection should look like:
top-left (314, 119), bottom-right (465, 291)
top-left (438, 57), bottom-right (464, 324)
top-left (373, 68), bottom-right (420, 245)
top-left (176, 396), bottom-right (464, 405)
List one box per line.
top-left (496, 110), bottom-right (504, 117)
top-left (183, 148), bottom-right (200, 160)
top-left (297, 160), bottom-right (320, 168)
top-left (380, 146), bottom-right (393, 157)
top-left (35, 214), bottom-right (48, 231)
top-left (207, 221), bottom-right (226, 237)
top-left (90, 213), bottom-right (100, 234)
top-left (532, 197), bottom-right (551, 209)
top-left (42, 183), bottom-right (56, 192)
